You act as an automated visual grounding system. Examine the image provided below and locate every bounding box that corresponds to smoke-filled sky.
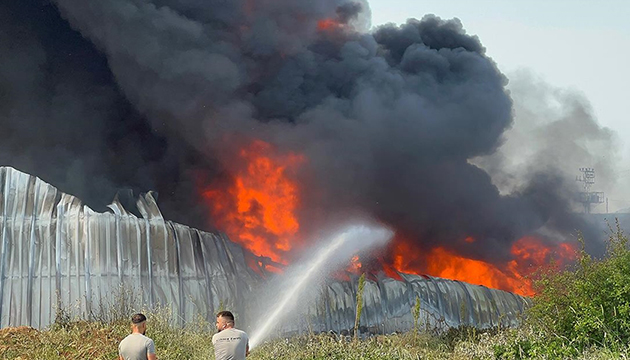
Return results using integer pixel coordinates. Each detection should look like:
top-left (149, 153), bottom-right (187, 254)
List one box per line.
top-left (370, 0), bottom-right (630, 213)
top-left (0, 0), bottom-right (626, 266)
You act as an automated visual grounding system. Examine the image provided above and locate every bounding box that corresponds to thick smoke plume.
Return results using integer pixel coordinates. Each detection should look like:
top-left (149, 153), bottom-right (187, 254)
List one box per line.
top-left (0, 1), bottom-right (620, 267)
top-left (473, 70), bottom-right (623, 256)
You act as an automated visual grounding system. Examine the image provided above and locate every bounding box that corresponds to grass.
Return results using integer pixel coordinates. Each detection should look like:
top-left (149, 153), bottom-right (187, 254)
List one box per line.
top-left (4, 225), bottom-right (630, 359)
top-left (3, 317), bottom-right (630, 360)
top-left (0, 316), bottom-right (213, 359)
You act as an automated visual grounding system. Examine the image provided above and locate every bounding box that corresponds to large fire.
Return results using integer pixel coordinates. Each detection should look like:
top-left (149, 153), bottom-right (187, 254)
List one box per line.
top-left (391, 235), bottom-right (577, 296)
top-left (202, 140), bottom-right (305, 265)
top-left (202, 140), bottom-right (577, 296)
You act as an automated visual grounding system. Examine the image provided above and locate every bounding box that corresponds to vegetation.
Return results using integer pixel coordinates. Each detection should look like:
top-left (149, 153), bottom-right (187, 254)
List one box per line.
top-left (354, 273), bottom-right (366, 340)
top-left (4, 320), bottom-right (629, 360)
top-left (2, 223), bottom-right (630, 359)
top-left (412, 295), bottom-right (422, 334)
top-left (0, 308), bottom-right (213, 360)
top-left (515, 221), bottom-right (630, 358)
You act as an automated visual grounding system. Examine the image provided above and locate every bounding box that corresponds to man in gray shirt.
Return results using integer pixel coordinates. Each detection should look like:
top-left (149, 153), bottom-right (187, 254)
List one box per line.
top-left (212, 311), bottom-right (249, 360)
top-left (119, 313), bottom-right (157, 360)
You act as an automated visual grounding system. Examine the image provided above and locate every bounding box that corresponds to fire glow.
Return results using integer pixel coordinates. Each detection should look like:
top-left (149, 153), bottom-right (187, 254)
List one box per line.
top-left (391, 236), bottom-right (577, 297)
top-left (203, 140), bottom-right (577, 297)
top-left (202, 140), bottom-right (304, 265)
top-left (317, 18), bottom-right (342, 31)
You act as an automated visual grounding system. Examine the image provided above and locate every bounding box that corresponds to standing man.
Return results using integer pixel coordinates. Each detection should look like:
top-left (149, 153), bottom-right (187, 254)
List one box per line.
top-left (119, 313), bottom-right (157, 360)
top-left (212, 310), bottom-right (249, 360)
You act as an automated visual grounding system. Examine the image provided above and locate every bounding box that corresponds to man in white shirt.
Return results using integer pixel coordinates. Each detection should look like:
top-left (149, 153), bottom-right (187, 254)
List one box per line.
top-left (212, 310), bottom-right (249, 360)
top-left (119, 313), bottom-right (157, 360)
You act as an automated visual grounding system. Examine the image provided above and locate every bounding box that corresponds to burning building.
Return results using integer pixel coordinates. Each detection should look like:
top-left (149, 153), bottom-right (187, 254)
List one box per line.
top-left (0, 166), bottom-right (529, 332)
top-left (0, 0), bottom-right (622, 333)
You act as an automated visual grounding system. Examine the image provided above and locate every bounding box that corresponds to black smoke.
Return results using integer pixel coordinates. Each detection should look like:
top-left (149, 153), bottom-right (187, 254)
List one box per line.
top-left (0, 0), bottom-right (612, 264)
top-left (0, 0), bottom-right (214, 227)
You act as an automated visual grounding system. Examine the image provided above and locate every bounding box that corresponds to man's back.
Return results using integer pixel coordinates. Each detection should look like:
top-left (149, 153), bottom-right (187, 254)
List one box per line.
top-left (212, 328), bottom-right (249, 360)
top-left (119, 333), bottom-right (156, 360)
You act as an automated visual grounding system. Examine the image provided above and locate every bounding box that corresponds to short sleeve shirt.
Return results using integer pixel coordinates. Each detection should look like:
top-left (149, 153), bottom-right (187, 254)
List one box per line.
top-left (119, 333), bottom-right (156, 360)
top-left (212, 328), bottom-right (249, 360)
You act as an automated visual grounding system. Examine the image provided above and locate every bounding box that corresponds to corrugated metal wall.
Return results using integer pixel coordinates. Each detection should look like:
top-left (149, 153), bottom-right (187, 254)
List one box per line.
top-left (310, 273), bottom-right (529, 334)
top-left (0, 166), bottom-right (263, 329)
top-left (0, 166), bottom-right (529, 332)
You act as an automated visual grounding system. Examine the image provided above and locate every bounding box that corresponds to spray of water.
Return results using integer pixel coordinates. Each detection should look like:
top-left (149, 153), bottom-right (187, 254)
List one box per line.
top-left (248, 223), bottom-right (393, 349)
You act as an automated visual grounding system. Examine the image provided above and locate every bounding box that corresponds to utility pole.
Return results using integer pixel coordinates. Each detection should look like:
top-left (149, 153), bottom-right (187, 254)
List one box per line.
top-left (576, 167), bottom-right (604, 214)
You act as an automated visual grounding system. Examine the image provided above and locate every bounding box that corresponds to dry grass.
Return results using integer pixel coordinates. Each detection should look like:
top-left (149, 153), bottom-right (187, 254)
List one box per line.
top-left (2, 318), bottom-right (630, 359)
top-left (0, 322), bottom-right (125, 359)
top-left (0, 308), bottom-right (213, 360)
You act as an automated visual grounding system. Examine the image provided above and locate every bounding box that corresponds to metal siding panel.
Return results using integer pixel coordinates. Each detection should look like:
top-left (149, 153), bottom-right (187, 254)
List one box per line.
top-left (0, 167), bottom-right (528, 333)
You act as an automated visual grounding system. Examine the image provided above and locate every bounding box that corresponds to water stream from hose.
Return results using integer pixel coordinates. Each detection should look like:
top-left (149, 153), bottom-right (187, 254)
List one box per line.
top-left (248, 224), bottom-right (393, 349)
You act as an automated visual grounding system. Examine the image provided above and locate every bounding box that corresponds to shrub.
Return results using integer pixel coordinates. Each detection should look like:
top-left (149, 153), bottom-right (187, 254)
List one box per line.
top-left (528, 221), bottom-right (630, 353)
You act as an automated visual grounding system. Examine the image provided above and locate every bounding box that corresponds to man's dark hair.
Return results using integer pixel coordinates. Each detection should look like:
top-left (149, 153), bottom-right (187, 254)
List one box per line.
top-left (216, 310), bottom-right (235, 322)
top-left (131, 313), bottom-right (147, 324)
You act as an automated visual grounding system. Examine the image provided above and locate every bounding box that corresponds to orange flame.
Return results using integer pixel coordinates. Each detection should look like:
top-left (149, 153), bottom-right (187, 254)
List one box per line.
top-left (200, 141), bottom-right (577, 296)
top-left (350, 255), bottom-right (362, 272)
top-left (425, 247), bottom-right (530, 295)
top-left (317, 18), bottom-right (342, 31)
top-left (390, 235), bottom-right (577, 296)
top-left (202, 140), bottom-right (305, 264)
